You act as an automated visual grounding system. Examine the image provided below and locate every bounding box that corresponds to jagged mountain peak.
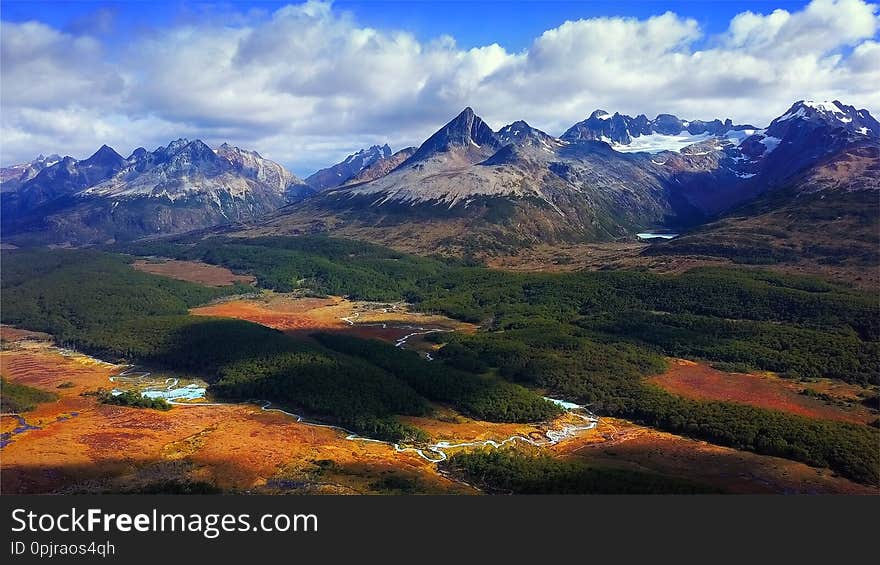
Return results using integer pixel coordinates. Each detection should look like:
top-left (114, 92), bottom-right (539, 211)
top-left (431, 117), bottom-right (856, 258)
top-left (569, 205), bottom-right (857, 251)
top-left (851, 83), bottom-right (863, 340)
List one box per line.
top-left (306, 144), bottom-right (398, 190)
top-left (562, 108), bottom-right (753, 151)
top-left (769, 100), bottom-right (879, 139)
top-left (343, 146), bottom-right (417, 186)
top-left (183, 138), bottom-right (215, 153)
top-left (162, 138), bottom-right (191, 153)
top-left (0, 153), bottom-right (63, 189)
top-left (343, 144), bottom-right (392, 164)
top-left (457, 106), bottom-right (476, 119)
top-left (407, 107), bottom-right (501, 163)
top-left (216, 142), bottom-right (265, 160)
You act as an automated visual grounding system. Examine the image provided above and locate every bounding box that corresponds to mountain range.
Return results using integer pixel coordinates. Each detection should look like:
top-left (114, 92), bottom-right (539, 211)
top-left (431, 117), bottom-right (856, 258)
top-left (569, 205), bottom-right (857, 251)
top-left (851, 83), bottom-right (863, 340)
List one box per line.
top-left (2, 99), bottom-right (877, 256)
top-left (1, 139), bottom-right (307, 244)
top-left (248, 99), bottom-right (878, 255)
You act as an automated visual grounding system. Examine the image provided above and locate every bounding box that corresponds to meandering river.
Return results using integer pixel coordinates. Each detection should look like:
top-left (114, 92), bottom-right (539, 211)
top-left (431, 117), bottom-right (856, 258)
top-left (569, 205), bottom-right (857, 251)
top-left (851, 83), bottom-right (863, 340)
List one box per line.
top-left (9, 309), bottom-right (599, 462)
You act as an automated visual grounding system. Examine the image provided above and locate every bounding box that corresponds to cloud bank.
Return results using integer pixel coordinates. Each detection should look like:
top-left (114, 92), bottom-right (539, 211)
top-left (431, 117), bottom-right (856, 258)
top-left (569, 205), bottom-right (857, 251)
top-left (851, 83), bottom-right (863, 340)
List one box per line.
top-left (2, 0), bottom-right (878, 174)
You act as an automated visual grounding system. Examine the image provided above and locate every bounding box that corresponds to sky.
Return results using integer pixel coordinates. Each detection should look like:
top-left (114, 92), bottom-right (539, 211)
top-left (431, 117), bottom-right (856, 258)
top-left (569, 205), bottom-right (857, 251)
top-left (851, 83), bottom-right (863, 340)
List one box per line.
top-left (1, 0), bottom-right (878, 176)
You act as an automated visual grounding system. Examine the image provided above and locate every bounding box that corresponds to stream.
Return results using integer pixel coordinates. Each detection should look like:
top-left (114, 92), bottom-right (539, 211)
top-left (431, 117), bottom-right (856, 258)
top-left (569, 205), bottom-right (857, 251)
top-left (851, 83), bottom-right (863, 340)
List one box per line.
top-left (340, 304), bottom-right (455, 357)
top-left (5, 307), bottom-right (599, 462)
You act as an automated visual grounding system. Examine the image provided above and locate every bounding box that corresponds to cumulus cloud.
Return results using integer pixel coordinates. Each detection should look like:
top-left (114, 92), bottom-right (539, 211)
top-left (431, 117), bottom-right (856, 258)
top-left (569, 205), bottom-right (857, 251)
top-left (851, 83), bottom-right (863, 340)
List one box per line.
top-left (1, 0), bottom-right (878, 174)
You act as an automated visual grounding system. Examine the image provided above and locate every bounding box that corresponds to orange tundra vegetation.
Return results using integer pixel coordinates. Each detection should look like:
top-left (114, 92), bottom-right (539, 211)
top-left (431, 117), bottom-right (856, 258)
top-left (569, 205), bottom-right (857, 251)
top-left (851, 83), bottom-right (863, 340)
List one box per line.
top-left (649, 359), bottom-right (877, 425)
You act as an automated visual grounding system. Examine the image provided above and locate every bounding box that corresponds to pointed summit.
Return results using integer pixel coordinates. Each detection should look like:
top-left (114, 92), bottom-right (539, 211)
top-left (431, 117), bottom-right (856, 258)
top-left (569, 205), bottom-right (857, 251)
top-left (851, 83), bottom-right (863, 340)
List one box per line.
top-left (83, 144), bottom-right (125, 164)
top-left (82, 144), bottom-right (125, 168)
top-left (408, 107), bottom-right (501, 163)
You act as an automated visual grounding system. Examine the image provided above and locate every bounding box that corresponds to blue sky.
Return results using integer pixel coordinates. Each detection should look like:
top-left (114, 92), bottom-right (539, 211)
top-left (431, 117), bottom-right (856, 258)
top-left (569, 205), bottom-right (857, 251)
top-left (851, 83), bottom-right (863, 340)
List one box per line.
top-left (1, 0), bottom-right (877, 175)
top-left (3, 1), bottom-right (811, 51)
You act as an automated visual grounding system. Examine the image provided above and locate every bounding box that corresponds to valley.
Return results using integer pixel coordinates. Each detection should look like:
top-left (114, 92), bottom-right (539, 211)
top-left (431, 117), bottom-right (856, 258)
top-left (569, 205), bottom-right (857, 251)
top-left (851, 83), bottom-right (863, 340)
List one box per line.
top-left (3, 319), bottom-right (874, 495)
top-left (1, 90), bottom-right (878, 496)
top-left (1, 237), bottom-right (877, 494)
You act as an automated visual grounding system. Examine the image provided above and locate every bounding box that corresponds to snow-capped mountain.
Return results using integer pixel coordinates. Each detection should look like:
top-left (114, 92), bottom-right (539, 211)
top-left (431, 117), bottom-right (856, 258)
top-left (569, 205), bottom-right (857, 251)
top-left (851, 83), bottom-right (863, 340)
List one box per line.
top-left (306, 144), bottom-right (393, 190)
top-left (769, 100), bottom-right (878, 138)
top-left (272, 107), bottom-right (693, 245)
top-left (652, 99), bottom-right (880, 210)
top-left (2, 139), bottom-right (307, 244)
top-left (3, 145), bottom-right (128, 212)
top-left (737, 100), bottom-right (880, 183)
top-left (256, 100), bottom-right (878, 252)
top-left (561, 110), bottom-right (755, 153)
top-left (4, 99), bottom-right (876, 250)
top-left (81, 139), bottom-right (303, 202)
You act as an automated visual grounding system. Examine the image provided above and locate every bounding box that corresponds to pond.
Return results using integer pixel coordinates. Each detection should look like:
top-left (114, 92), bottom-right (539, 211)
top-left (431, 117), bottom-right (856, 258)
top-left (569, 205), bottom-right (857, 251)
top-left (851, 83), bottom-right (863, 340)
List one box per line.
top-left (636, 231), bottom-right (679, 241)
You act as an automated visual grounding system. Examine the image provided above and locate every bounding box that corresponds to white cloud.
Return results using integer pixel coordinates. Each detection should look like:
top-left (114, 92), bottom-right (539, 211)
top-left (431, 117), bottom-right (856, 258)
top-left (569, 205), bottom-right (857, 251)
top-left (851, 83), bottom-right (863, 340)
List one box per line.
top-left (1, 0), bottom-right (878, 176)
top-left (0, 21), bottom-right (123, 108)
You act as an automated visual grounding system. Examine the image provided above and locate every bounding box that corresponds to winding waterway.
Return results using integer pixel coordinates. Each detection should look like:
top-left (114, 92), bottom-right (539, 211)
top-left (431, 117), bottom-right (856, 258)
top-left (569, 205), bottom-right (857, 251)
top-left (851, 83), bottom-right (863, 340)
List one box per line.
top-left (7, 307), bottom-right (599, 462)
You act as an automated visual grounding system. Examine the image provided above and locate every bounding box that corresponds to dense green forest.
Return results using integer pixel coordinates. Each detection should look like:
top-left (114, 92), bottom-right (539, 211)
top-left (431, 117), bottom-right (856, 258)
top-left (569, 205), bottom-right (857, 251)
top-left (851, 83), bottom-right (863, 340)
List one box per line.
top-left (434, 324), bottom-right (879, 484)
top-left (115, 236), bottom-right (446, 301)
top-left (313, 333), bottom-right (561, 422)
top-left (0, 248), bottom-right (554, 442)
top-left (444, 450), bottom-right (720, 494)
top-left (0, 377), bottom-right (58, 413)
top-left (0, 249), bottom-right (249, 349)
top-left (3, 238), bottom-right (878, 485)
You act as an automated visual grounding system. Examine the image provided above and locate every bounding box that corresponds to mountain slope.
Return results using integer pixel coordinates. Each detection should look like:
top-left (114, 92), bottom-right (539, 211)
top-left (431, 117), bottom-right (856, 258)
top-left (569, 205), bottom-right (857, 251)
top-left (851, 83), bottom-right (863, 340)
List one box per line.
top-left (242, 110), bottom-right (704, 251)
top-left (644, 142), bottom-right (880, 286)
top-left (5, 98), bottom-right (875, 258)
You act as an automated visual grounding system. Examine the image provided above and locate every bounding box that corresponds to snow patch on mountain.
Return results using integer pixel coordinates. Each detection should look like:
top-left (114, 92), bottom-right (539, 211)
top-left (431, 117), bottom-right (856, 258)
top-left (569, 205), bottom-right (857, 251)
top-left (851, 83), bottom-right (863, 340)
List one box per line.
top-left (608, 132), bottom-right (715, 153)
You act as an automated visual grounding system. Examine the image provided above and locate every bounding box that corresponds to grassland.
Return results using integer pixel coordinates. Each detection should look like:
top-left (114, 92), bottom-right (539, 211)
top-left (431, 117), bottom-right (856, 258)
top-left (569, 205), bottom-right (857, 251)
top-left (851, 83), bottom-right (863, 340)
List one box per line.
top-left (132, 259), bottom-right (256, 287)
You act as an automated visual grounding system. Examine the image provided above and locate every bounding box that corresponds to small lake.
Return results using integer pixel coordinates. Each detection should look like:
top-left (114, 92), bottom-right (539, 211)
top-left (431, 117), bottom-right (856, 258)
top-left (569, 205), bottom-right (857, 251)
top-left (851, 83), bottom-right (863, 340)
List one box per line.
top-left (636, 231), bottom-right (679, 241)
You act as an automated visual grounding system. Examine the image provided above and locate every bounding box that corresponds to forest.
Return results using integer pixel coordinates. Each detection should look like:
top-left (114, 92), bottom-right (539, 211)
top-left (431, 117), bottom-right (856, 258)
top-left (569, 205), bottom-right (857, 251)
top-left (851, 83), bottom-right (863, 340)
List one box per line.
top-left (312, 333), bottom-right (561, 422)
top-left (3, 237), bottom-right (878, 486)
top-left (0, 248), bottom-right (553, 442)
top-left (444, 450), bottom-right (720, 494)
